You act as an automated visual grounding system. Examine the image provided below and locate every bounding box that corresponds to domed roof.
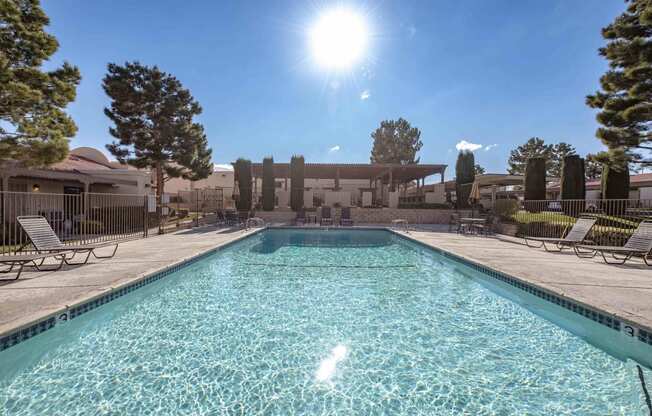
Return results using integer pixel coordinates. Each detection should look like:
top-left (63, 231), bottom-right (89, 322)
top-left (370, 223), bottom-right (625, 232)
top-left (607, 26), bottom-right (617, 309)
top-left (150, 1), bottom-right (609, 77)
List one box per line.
top-left (70, 147), bottom-right (111, 165)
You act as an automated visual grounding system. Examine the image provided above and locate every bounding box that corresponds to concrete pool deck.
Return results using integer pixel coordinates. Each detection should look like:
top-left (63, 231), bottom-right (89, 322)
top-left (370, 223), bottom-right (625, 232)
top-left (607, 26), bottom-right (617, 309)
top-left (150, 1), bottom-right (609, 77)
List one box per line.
top-left (0, 225), bottom-right (651, 343)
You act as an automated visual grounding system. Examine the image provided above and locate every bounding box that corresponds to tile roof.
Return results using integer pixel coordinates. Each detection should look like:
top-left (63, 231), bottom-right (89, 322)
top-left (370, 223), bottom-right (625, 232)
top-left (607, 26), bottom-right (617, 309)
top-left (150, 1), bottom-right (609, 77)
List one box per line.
top-left (50, 154), bottom-right (114, 172)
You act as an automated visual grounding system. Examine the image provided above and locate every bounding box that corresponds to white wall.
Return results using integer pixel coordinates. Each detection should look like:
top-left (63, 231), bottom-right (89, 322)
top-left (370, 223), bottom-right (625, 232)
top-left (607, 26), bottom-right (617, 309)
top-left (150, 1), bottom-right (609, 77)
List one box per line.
top-left (639, 187), bottom-right (652, 200)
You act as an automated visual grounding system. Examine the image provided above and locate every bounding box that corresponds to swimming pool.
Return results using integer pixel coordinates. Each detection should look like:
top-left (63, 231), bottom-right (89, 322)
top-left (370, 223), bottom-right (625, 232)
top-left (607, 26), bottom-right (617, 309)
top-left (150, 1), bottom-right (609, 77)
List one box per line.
top-left (0, 228), bottom-right (650, 415)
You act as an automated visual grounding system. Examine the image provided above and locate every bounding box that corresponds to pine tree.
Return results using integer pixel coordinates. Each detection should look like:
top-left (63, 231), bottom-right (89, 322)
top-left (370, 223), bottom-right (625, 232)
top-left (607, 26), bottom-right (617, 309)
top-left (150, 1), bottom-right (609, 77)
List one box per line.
top-left (370, 118), bottom-right (423, 164)
top-left (507, 138), bottom-right (553, 176)
top-left (550, 142), bottom-right (577, 178)
top-left (586, 0), bottom-right (652, 168)
top-left (585, 154), bottom-right (603, 180)
top-left (103, 62), bottom-right (212, 211)
top-left (474, 164), bottom-right (486, 175)
top-left (0, 0), bottom-right (81, 167)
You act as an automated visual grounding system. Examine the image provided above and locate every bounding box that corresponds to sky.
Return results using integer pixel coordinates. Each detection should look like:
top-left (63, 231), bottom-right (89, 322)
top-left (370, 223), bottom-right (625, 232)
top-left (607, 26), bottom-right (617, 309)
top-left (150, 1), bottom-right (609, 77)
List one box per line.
top-left (42, 0), bottom-right (625, 179)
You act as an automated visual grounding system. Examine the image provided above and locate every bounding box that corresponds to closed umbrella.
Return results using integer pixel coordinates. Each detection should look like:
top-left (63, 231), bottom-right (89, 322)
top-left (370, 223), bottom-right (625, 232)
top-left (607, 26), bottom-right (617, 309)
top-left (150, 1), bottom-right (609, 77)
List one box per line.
top-left (232, 180), bottom-right (240, 200)
top-left (468, 181), bottom-right (481, 205)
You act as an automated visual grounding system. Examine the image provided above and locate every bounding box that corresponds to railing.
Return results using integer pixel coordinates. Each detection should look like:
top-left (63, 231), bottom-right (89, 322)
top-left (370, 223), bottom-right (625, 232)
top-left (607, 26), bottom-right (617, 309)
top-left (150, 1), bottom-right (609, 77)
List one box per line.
top-left (1, 191), bottom-right (150, 255)
top-left (499, 199), bottom-right (652, 247)
top-left (162, 188), bottom-right (224, 232)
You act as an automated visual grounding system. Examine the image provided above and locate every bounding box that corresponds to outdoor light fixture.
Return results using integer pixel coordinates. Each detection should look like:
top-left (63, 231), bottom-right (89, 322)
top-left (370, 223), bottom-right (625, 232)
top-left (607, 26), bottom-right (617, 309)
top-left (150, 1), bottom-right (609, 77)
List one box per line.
top-left (32, 184), bottom-right (40, 192)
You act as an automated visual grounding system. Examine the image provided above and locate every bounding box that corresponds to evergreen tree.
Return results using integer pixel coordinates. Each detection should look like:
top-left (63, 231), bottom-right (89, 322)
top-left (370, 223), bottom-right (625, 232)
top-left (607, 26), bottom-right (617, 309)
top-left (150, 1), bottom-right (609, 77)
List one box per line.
top-left (370, 118), bottom-right (423, 164)
top-left (550, 142), bottom-right (577, 178)
top-left (474, 164), bottom-right (486, 175)
top-left (290, 155), bottom-right (305, 211)
top-left (234, 158), bottom-right (252, 211)
top-left (507, 138), bottom-right (553, 176)
top-left (585, 154), bottom-right (603, 180)
top-left (586, 0), bottom-right (652, 168)
top-left (262, 157), bottom-right (275, 211)
top-left (103, 62), bottom-right (212, 210)
top-left (455, 151), bottom-right (475, 208)
top-left (0, 0), bottom-right (81, 167)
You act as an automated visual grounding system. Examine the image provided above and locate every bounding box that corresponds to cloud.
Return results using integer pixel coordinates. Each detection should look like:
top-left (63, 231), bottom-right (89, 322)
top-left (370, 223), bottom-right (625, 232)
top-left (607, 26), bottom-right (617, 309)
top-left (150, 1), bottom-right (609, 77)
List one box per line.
top-left (328, 145), bottom-right (340, 153)
top-left (360, 90), bottom-right (370, 100)
top-left (214, 163), bottom-right (234, 171)
top-left (455, 140), bottom-right (483, 152)
top-left (484, 144), bottom-right (498, 151)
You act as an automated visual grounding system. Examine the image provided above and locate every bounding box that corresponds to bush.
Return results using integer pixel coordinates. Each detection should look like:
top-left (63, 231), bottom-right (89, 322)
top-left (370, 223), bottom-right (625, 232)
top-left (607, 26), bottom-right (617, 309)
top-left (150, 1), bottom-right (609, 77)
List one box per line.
top-left (290, 155), bottom-right (305, 211)
top-left (234, 158), bottom-right (252, 211)
top-left (560, 155), bottom-right (586, 216)
top-left (494, 199), bottom-right (519, 221)
top-left (524, 157), bottom-right (546, 202)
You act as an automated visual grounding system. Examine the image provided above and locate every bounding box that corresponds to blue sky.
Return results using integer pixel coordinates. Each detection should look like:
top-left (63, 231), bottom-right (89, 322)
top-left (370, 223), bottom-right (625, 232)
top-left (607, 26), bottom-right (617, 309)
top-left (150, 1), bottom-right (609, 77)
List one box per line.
top-left (43, 0), bottom-right (624, 179)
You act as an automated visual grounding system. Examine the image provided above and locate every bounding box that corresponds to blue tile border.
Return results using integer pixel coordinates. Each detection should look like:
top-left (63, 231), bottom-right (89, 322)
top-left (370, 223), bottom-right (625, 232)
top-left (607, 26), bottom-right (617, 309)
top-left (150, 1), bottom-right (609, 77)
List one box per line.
top-left (0, 228), bottom-right (264, 352)
top-left (390, 230), bottom-right (652, 349)
top-left (2, 227), bottom-right (650, 354)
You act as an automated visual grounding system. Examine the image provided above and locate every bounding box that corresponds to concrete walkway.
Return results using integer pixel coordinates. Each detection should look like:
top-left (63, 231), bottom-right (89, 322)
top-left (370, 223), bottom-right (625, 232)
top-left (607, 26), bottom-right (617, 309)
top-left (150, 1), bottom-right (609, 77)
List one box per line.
top-left (0, 226), bottom-right (259, 337)
top-left (1, 225), bottom-right (651, 339)
top-left (399, 229), bottom-right (652, 332)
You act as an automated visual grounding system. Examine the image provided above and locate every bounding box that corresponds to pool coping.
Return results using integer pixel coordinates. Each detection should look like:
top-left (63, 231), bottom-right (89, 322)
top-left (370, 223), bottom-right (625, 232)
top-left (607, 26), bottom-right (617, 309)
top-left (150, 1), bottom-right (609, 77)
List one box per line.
top-left (1, 226), bottom-right (650, 356)
top-left (384, 228), bottom-right (652, 352)
top-left (0, 227), bottom-right (266, 352)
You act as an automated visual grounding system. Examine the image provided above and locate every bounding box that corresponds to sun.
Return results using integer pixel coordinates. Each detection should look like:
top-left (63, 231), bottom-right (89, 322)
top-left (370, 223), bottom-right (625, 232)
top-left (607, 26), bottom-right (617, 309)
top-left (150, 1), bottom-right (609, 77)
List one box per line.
top-left (309, 7), bottom-right (369, 70)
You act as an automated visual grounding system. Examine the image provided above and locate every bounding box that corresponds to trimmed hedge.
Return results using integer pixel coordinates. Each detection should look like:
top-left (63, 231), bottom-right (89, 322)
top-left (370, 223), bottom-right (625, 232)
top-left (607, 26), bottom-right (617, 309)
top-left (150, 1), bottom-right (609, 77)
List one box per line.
top-left (262, 157), bottom-right (275, 211)
top-left (524, 157), bottom-right (546, 202)
top-left (290, 155), bottom-right (305, 211)
top-left (234, 158), bottom-right (252, 211)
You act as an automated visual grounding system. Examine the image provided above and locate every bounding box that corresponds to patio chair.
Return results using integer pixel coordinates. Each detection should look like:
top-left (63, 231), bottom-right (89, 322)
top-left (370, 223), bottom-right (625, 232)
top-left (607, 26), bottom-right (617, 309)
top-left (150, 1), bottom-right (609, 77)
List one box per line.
top-left (523, 216), bottom-right (597, 252)
top-left (17, 215), bottom-right (119, 265)
top-left (224, 210), bottom-right (239, 226)
top-left (449, 212), bottom-right (461, 233)
top-left (574, 220), bottom-right (652, 266)
top-left (471, 214), bottom-right (497, 236)
top-left (320, 206), bottom-right (333, 226)
top-left (237, 211), bottom-right (250, 228)
top-left (340, 207), bottom-right (354, 226)
top-left (0, 252), bottom-right (71, 280)
top-left (294, 209), bottom-right (306, 226)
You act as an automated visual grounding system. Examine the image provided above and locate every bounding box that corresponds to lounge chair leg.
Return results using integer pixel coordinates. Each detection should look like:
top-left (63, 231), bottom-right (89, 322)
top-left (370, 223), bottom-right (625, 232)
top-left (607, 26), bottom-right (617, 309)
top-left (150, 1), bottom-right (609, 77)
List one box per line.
top-left (64, 250), bottom-right (92, 265)
top-left (573, 246), bottom-right (597, 258)
top-left (91, 244), bottom-right (119, 259)
top-left (0, 262), bottom-right (23, 280)
top-left (600, 250), bottom-right (629, 265)
top-left (524, 238), bottom-right (544, 248)
top-left (542, 241), bottom-right (562, 252)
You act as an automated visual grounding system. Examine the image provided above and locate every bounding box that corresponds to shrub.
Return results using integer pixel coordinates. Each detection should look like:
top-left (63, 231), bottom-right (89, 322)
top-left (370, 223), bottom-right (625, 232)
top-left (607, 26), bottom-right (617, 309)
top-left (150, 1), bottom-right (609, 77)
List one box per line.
top-left (290, 155), bottom-right (305, 211)
top-left (560, 155), bottom-right (585, 216)
top-left (262, 157), bottom-right (275, 211)
top-left (234, 158), bottom-right (252, 211)
top-left (494, 199), bottom-right (519, 222)
top-left (524, 157), bottom-right (546, 201)
top-left (455, 151), bottom-right (475, 208)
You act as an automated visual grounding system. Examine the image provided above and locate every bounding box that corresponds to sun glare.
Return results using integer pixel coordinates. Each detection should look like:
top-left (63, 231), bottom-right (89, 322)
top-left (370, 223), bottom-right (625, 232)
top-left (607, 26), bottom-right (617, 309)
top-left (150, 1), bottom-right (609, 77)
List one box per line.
top-left (309, 8), bottom-right (369, 70)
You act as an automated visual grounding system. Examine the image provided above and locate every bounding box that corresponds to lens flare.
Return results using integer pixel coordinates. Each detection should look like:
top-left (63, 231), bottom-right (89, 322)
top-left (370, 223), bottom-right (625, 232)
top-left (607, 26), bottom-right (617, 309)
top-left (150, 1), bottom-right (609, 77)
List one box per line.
top-left (309, 8), bottom-right (369, 70)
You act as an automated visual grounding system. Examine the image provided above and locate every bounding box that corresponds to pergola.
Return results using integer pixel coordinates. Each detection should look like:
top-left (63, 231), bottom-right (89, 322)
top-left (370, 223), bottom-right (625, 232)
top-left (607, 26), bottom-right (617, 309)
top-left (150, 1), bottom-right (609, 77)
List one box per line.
top-left (250, 163), bottom-right (446, 192)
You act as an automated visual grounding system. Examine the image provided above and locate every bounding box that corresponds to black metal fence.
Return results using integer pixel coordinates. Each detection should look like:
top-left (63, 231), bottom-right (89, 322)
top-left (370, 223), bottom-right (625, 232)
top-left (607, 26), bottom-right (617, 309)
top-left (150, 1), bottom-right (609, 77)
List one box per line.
top-left (1, 191), bottom-right (150, 255)
top-left (497, 199), bottom-right (652, 247)
top-left (162, 188), bottom-right (225, 231)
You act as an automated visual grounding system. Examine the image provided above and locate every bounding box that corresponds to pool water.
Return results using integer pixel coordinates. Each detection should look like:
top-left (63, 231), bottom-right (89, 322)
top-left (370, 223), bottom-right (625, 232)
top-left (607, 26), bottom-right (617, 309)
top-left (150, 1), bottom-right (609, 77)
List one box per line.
top-left (0, 229), bottom-right (649, 415)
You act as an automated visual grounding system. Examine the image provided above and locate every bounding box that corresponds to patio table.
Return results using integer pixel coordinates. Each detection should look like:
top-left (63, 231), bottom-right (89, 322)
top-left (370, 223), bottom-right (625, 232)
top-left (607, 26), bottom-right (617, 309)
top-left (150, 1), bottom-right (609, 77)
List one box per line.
top-left (459, 217), bottom-right (486, 234)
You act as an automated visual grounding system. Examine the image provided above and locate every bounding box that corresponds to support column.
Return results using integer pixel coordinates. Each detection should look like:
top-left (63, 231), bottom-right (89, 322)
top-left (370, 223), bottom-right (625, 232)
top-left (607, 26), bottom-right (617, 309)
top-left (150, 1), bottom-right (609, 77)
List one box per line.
top-left (388, 169), bottom-right (393, 192)
top-left (1, 176), bottom-right (8, 192)
top-left (284, 177), bottom-right (288, 191)
top-left (491, 185), bottom-right (497, 209)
